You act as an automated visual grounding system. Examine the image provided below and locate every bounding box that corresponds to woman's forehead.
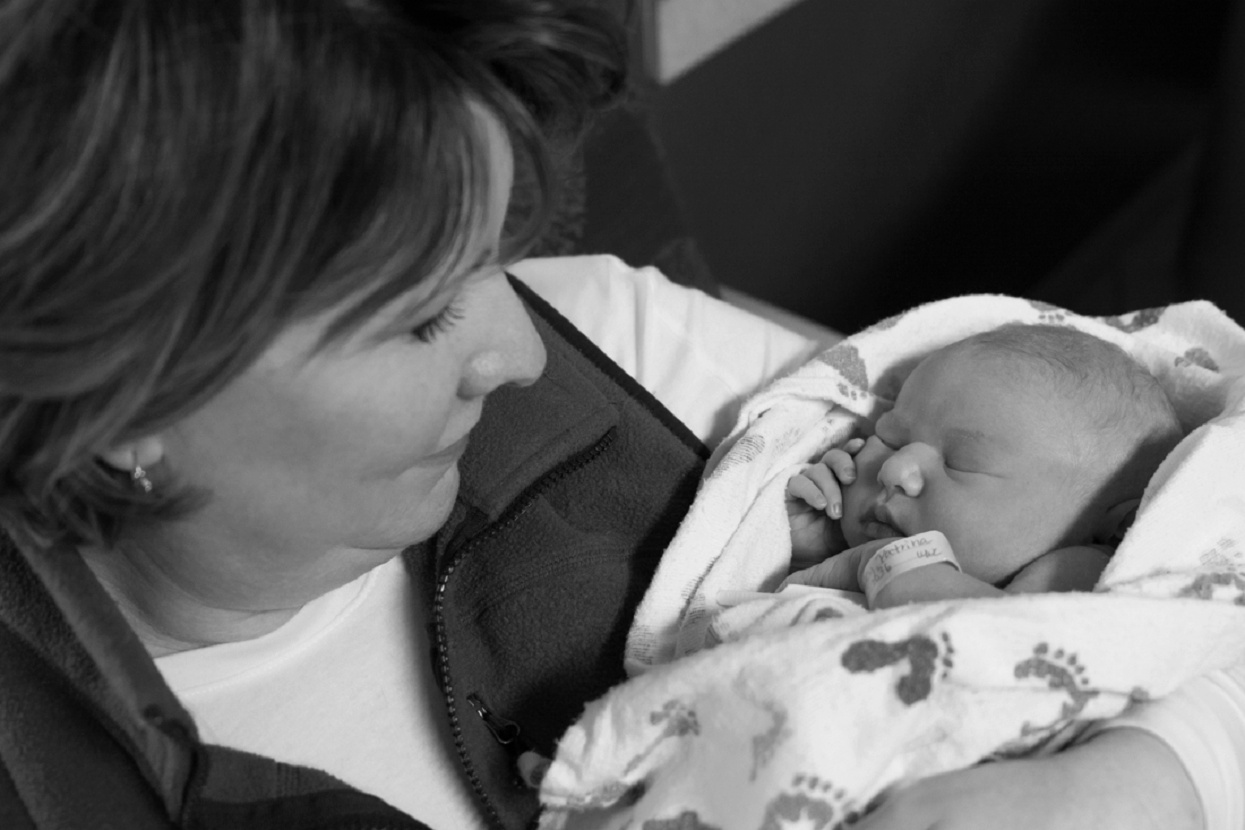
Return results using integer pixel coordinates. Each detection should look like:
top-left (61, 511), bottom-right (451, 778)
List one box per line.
top-left (297, 108), bottom-right (514, 353)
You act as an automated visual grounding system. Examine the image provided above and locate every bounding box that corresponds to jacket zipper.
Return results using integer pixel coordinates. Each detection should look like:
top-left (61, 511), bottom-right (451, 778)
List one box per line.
top-left (466, 693), bottom-right (523, 746)
top-left (432, 428), bottom-right (616, 830)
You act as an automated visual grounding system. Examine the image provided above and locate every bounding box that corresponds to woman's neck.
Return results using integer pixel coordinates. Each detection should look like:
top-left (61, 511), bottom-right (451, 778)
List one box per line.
top-left (80, 541), bottom-right (304, 657)
top-left (78, 526), bottom-right (399, 657)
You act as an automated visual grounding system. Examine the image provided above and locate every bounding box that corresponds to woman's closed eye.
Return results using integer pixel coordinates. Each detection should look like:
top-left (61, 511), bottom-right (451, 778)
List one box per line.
top-left (410, 300), bottom-right (465, 343)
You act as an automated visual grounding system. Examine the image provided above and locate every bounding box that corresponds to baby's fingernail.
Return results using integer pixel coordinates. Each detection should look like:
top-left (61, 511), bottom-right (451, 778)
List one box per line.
top-left (518, 752), bottom-right (552, 788)
top-left (830, 503), bottom-right (842, 519)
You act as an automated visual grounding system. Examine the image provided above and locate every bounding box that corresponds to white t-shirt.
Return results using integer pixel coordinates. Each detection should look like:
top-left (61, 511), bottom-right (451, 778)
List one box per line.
top-left (155, 255), bottom-right (1245, 830)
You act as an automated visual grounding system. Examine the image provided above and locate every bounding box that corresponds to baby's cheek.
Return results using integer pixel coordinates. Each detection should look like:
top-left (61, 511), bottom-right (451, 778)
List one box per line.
top-left (840, 479), bottom-right (865, 513)
top-left (838, 484), bottom-right (870, 546)
top-left (849, 451), bottom-right (879, 489)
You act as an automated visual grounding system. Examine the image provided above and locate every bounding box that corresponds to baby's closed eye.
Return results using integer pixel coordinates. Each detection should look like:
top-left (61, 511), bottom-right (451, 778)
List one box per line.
top-left (941, 431), bottom-right (998, 475)
top-left (942, 449), bottom-right (1003, 478)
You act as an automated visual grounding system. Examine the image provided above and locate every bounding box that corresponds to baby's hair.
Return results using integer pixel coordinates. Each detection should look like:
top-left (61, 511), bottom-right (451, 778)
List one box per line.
top-left (957, 324), bottom-right (1175, 434)
top-left (955, 323), bottom-right (1183, 513)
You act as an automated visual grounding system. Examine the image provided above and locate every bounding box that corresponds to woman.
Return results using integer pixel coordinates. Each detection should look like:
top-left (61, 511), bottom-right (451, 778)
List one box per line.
top-left (0, 1), bottom-right (1229, 828)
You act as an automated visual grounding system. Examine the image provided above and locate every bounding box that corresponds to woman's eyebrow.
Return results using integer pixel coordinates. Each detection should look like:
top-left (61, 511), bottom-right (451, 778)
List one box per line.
top-left (341, 283), bottom-right (447, 351)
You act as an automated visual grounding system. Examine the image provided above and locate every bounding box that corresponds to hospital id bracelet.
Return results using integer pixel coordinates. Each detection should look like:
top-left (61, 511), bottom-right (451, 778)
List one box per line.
top-left (858, 530), bottom-right (961, 606)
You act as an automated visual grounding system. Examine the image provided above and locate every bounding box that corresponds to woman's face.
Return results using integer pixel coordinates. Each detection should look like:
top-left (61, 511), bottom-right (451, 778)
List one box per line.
top-left (145, 111), bottom-right (547, 609)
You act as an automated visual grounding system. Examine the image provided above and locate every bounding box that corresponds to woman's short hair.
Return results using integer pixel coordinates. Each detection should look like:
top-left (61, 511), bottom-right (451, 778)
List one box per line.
top-left (0, 0), bottom-right (626, 549)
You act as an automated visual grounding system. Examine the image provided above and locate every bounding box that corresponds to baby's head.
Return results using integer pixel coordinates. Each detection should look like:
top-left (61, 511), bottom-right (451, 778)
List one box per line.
top-left (839, 324), bottom-right (1183, 585)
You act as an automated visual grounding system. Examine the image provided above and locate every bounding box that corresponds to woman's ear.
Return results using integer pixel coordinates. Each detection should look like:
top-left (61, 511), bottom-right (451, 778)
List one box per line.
top-left (1093, 498), bottom-right (1142, 546)
top-left (99, 436), bottom-right (165, 474)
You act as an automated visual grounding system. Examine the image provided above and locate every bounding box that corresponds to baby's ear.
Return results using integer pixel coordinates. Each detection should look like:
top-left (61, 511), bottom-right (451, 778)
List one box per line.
top-left (1092, 498), bottom-right (1141, 546)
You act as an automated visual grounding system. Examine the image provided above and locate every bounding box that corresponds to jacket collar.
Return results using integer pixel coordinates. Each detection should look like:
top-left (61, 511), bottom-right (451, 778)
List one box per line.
top-left (0, 532), bottom-right (199, 819)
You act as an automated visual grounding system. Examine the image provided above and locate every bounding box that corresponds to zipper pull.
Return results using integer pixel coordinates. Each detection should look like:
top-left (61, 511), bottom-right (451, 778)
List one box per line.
top-left (466, 693), bottom-right (552, 790)
top-left (466, 692), bottom-right (521, 745)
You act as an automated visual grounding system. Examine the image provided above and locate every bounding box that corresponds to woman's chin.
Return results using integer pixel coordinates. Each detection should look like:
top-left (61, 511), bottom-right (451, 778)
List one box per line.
top-left (371, 463), bottom-right (462, 552)
top-left (407, 464), bottom-right (461, 542)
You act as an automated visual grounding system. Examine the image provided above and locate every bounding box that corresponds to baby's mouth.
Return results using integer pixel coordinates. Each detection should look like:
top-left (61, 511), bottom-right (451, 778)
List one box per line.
top-left (861, 503), bottom-right (903, 540)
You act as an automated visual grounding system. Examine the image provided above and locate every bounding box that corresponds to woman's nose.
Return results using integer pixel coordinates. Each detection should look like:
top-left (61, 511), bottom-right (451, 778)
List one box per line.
top-left (458, 276), bottom-right (547, 399)
top-left (877, 443), bottom-right (935, 498)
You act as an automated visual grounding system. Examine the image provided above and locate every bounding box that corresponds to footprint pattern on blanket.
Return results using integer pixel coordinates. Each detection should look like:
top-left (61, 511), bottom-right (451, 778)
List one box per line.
top-left (620, 699), bottom-right (701, 779)
top-left (1026, 300), bottom-right (1069, 325)
top-left (711, 434), bottom-right (766, 478)
top-left (840, 631), bottom-right (954, 705)
top-left (863, 312), bottom-right (905, 333)
top-left (1177, 571), bottom-right (1245, 604)
top-left (759, 773), bottom-right (863, 830)
top-left (815, 344), bottom-right (869, 400)
top-left (732, 674), bottom-right (792, 780)
top-left (1014, 642), bottom-right (1098, 724)
top-left (1198, 537), bottom-right (1244, 568)
top-left (1175, 346), bottom-right (1219, 372)
top-left (642, 810), bottom-right (720, 830)
top-left (811, 607), bottom-right (845, 622)
top-left (1101, 306), bottom-right (1165, 333)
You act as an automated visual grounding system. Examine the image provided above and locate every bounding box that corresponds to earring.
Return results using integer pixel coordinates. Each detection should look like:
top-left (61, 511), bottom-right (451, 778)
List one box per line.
top-left (131, 463), bottom-right (153, 494)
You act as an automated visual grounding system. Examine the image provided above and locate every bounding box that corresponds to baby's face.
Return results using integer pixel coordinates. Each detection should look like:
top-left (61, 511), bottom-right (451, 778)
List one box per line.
top-left (839, 346), bottom-right (1093, 585)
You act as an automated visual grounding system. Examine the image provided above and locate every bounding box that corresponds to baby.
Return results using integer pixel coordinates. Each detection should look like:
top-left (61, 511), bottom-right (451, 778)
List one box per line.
top-left (785, 323), bottom-right (1184, 609)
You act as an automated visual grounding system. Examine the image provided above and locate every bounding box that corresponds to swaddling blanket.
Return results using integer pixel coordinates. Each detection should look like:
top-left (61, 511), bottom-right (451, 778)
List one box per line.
top-left (537, 296), bottom-right (1245, 830)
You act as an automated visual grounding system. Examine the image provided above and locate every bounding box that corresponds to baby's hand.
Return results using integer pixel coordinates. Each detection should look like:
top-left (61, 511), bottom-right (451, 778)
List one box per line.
top-left (787, 439), bottom-right (862, 517)
top-left (786, 438), bottom-right (864, 569)
top-left (780, 537), bottom-right (895, 593)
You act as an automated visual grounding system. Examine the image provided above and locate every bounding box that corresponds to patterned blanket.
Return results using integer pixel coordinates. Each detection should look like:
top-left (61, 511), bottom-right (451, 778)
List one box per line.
top-left (537, 296), bottom-right (1245, 830)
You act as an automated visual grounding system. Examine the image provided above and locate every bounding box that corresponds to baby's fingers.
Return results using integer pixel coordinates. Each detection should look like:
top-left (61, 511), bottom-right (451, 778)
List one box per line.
top-left (820, 448), bottom-right (858, 486)
top-left (789, 464), bottom-right (843, 518)
top-left (787, 473), bottom-right (829, 511)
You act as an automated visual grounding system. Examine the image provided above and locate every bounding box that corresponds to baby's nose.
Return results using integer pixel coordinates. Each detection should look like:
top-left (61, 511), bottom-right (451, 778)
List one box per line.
top-left (877, 444), bottom-right (934, 498)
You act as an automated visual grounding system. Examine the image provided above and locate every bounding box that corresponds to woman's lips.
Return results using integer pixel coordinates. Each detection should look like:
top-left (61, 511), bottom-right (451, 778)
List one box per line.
top-left (425, 432), bottom-right (472, 466)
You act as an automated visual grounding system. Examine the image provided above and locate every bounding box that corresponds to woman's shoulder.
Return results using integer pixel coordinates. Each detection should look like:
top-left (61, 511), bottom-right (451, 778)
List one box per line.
top-left (508, 255), bottom-right (689, 371)
top-left (508, 254), bottom-right (673, 311)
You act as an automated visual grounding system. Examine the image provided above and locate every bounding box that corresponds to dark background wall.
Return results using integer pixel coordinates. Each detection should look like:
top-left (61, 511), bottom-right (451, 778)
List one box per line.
top-left (649, 0), bottom-right (1236, 334)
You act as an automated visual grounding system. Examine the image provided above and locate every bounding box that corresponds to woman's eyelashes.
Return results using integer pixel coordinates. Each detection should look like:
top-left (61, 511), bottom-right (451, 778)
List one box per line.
top-left (410, 300), bottom-right (465, 343)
